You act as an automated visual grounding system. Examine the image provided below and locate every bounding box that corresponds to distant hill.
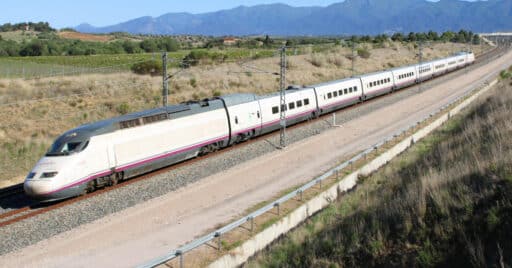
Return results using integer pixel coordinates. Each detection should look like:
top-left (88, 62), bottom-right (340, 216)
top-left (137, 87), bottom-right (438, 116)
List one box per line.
top-left (75, 0), bottom-right (512, 36)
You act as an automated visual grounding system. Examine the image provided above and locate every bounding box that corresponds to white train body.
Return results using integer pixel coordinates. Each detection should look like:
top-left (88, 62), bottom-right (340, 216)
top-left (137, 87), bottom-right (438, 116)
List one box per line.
top-left (313, 78), bottom-right (362, 114)
top-left (391, 65), bottom-right (417, 89)
top-left (360, 71), bottom-right (394, 99)
top-left (24, 51), bottom-right (475, 201)
top-left (258, 87), bottom-right (317, 134)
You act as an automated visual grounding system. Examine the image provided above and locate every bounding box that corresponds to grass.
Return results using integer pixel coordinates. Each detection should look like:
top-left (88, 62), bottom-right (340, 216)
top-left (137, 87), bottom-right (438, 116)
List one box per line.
top-left (250, 75), bottom-right (512, 267)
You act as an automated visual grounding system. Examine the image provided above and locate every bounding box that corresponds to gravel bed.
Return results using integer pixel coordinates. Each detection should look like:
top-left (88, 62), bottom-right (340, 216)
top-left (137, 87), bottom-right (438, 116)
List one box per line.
top-left (0, 52), bottom-right (501, 256)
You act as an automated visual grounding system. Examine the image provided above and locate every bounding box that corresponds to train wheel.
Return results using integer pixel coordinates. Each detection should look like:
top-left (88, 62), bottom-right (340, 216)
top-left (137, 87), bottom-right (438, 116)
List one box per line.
top-left (109, 175), bottom-right (119, 186)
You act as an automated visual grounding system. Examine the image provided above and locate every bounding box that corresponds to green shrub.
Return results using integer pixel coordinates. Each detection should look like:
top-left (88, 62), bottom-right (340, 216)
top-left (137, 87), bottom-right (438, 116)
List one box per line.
top-left (182, 50), bottom-right (227, 68)
top-left (189, 78), bottom-right (197, 88)
top-left (130, 60), bottom-right (162, 76)
top-left (212, 90), bottom-right (222, 97)
top-left (357, 48), bottom-right (371, 59)
top-left (116, 102), bottom-right (130, 114)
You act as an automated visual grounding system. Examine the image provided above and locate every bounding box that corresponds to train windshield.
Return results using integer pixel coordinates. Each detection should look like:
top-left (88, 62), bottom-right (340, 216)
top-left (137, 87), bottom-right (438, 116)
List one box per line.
top-left (45, 140), bottom-right (89, 156)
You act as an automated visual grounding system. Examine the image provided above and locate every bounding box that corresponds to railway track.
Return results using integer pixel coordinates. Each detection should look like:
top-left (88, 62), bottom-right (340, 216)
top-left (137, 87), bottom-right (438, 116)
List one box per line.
top-left (0, 45), bottom-right (507, 229)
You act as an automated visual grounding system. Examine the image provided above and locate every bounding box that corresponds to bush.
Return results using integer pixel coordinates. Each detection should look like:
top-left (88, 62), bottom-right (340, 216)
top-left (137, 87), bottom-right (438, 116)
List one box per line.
top-left (131, 60), bottom-right (162, 76)
top-left (116, 102), bottom-right (130, 114)
top-left (357, 48), bottom-right (371, 59)
top-left (189, 78), bottom-right (197, 88)
top-left (182, 50), bottom-right (227, 68)
top-left (309, 54), bottom-right (325, 67)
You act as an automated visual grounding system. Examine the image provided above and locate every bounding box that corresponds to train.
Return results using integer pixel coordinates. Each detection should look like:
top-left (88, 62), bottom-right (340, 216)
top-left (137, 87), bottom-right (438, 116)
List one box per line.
top-left (24, 51), bottom-right (475, 201)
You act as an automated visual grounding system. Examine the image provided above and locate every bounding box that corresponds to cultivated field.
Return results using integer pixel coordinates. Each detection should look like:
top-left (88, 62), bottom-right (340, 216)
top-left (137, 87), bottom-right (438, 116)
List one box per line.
top-left (0, 41), bottom-right (484, 186)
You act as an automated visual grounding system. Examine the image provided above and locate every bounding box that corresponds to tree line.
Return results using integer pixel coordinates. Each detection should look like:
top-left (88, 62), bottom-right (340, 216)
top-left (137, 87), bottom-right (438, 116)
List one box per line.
top-left (0, 34), bottom-right (179, 57)
top-left (0, 22), bottom-right (55, 32)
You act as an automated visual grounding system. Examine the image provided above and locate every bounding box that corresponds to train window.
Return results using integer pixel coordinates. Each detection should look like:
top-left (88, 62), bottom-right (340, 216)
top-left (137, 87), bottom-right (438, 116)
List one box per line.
top-left (46, 139), bottom-right (89, 157)
top-left (354, 86), bottom-right (358, 91)
top-left (142, 113), bottom-right (167, 124)
top-left (272, 106), bottom-right (279, 114)
top-left (339, 90), bottom-right (343, 95)
top-left (327, 92), bottom-right (332, 99)
top-left (344, 88), bottom-right (347, 94)
top-left (349, 87), bottom-right (352, 93)
top-left (120, 118), bottom-right (141, 129)
top-left (333, 91), bottom-right (338, 97)
top-left (296, 100), bottom-right (303, 107)
top-left (235, 116), bottom-right (239, 124)
top-left (281, 104), bottom-right (287, 111)
top-left (304, 98), bottom-right (310, 105)
top-left (289, 102), bottom-right (295, 110)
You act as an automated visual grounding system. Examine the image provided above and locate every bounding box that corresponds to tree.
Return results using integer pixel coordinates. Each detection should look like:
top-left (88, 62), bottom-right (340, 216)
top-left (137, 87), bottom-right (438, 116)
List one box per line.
top-left (159, 37), bottom-right (179, 52)
top-left (407, 32), bottom-right (417, 42)
top-left (131, 60), bottom-right (162, 76)
top-left (285, 39), bottom-right (296, 47)
top-left (19, 40), bottom-right (48, 56)
top-left (472, 35), bottom-right (481, 45)
top-left (391, 33), bottom-right (404, 42)
top-left (427, 30), bottom-right (439, 41)
top-left (440, 31), bottom-right (455, 42)
top-left (140, 39), bottom-right (158, 52)
top-left (263, 35), bottom-right (273, 47)
top-left (122, 40), bottom-right (139, 54)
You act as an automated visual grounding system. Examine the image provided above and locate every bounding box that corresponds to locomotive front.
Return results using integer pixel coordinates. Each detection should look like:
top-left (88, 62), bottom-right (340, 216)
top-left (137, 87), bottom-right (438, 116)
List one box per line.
top-left (24, 130), bottom-right (91, 201)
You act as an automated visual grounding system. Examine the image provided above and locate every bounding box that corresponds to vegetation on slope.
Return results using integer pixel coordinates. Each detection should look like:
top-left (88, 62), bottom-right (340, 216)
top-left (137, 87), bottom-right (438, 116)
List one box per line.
top-left (251, 74), bottom-right (512, 267)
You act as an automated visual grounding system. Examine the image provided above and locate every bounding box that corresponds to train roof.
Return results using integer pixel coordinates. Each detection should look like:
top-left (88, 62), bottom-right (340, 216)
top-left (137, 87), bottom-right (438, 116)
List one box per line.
top-left (311, 77), bottom-right (360, 88)
top-left (259, 85), bottom-right (315, 98)
top-left (61, 98), bottom-right (225, 141)
top-left (220, 93), bottom-right (258, 106)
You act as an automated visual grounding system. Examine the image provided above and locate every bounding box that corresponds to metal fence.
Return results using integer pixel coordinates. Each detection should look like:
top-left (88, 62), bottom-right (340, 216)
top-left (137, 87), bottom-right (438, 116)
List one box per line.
top-left (138, 77), bottom-right (494, 268)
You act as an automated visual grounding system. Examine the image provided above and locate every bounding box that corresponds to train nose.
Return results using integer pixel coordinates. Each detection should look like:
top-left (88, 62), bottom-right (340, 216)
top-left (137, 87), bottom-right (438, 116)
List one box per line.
top-left (23, 178), bottom-right (56, 198)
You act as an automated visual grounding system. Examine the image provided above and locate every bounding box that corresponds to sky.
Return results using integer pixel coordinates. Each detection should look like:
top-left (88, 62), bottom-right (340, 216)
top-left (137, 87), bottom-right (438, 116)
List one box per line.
top-left (1, 0), bottom-right (481, 29)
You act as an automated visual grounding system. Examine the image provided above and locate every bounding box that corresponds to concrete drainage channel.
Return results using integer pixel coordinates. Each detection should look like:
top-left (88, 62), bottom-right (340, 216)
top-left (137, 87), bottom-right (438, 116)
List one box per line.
top-left (139, 78), bottom-right (498, 268)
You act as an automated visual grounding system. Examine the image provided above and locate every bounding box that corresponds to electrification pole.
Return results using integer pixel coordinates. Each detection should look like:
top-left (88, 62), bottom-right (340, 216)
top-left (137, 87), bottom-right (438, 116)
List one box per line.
top-left (418, 40), bottom-right (423, 91)
top-left (279, 46), bottom-right (287, 148)
top-left (351, 41), bottom-right (356, 77)
top-left (162, 52), bottom-right (169, 107)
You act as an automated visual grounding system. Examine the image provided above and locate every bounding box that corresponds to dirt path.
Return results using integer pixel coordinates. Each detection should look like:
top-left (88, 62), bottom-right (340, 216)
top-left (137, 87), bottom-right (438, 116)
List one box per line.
top-left (2, 50), bottom-right (512, 268)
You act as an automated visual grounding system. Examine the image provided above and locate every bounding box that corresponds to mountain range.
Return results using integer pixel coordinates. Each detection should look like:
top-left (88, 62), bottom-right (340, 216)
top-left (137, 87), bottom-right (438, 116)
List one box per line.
top-left (75, 0), bottom-right (512, 36)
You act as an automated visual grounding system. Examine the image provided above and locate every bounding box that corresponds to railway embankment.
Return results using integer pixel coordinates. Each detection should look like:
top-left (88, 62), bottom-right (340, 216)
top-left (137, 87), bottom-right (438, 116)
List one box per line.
top-left (247, 70), bottom-right (512, 267)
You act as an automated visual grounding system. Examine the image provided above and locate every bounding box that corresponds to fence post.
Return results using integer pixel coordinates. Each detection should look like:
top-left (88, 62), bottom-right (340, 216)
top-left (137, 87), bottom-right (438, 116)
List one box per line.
top-left (215, 232), bottom-right (221, 251)
top-left (176, 250), bottom-right (183, 268)
top-left (274, 202), bottom-right (280, 216)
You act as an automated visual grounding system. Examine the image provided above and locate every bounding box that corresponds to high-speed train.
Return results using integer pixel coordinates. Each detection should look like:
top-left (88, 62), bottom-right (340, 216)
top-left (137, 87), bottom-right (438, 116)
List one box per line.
top-left (24, 51), bottom-right (475, 201)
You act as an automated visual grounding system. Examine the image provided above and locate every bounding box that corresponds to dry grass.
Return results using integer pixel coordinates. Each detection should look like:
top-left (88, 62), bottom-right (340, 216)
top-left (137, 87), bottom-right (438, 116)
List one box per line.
top-left (0, 42), bottom-right (478, 185)
top-left (250, 76), bottom-right (512, 267)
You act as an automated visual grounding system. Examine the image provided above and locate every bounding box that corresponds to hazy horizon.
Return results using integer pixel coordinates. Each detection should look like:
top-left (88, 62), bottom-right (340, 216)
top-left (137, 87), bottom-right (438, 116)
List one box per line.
top-left (1, 0), bottom-right (484, 29)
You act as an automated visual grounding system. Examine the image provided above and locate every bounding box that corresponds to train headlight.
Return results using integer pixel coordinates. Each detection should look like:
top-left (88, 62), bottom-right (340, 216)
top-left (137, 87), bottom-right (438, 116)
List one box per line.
top-left (41, 172), bottom-right (58, 178)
